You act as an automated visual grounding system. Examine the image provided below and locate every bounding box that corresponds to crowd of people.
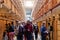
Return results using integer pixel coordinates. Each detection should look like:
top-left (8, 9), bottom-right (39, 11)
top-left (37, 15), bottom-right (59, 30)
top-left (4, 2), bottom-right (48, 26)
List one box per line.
top-left (3, 20), bottom-right (52, 40)
top-left (3, 20), bottom-right (39, 40)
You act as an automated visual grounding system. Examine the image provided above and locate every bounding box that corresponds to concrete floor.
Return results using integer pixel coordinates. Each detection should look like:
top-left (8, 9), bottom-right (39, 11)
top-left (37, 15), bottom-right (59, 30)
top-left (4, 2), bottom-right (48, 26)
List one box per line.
top-left (14, 33), bottom-right (41, 40)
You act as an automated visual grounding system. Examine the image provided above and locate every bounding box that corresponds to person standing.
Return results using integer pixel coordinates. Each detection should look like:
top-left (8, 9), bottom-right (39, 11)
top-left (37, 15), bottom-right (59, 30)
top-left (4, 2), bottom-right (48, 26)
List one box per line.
top-left (14, 23), bottom-right (19, 36)
top-left (17, 23), bottom-right (24, 40)
top-left (25, 20), bottom-right (33, 40)
top-left (48, 23), bottom-right (53, 40)
top-left (3, 30), bottom-right (8, 40)
top-left (47, 23), bottom-right (51, 40)
top-left (14, 23), bottom-right (20, 40)
top-left (21, 22), bottom-right (26, 40)
top-left (33, 24), bottom-right (38, 40)
top-left (5, 24), bottom-right (10, 40)
top-left (40, 23), bottom-right (47, 40)
top-left (9, 22), bottom-right (14, 40)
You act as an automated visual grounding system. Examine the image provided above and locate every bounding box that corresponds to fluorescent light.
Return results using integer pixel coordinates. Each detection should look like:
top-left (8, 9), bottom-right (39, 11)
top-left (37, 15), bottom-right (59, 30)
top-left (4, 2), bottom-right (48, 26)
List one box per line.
top-left (24, 1), bottom-right (33, 8)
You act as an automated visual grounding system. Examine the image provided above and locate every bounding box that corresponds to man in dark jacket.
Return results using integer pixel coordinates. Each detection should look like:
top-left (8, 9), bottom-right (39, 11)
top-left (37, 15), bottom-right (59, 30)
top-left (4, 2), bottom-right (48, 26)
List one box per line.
top-left (33, 24), bottom-right (38, 40)
top-left (17, 23), bottom-right (24, 40)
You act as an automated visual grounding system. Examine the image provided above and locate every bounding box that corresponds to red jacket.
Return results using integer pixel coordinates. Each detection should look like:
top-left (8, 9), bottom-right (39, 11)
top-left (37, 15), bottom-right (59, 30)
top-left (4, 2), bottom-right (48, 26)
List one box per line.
top-left (25, 24), bottom-right (33, 32)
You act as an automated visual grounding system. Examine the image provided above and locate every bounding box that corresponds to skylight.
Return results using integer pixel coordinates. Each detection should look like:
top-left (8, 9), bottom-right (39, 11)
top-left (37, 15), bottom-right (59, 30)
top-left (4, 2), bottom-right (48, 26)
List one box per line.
top-left (24, 1), bottom-right (34, 8)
